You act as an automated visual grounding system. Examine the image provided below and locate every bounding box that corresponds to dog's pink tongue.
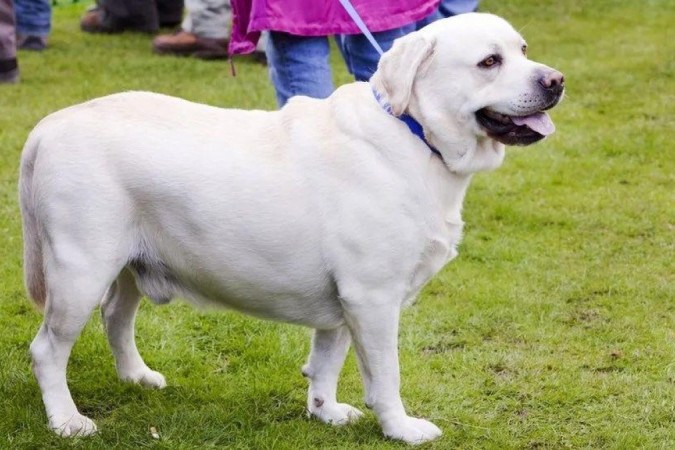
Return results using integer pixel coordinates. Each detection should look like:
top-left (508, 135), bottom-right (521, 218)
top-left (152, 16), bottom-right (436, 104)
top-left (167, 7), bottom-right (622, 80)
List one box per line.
top-left (512, 112), bottom-right (555, 136)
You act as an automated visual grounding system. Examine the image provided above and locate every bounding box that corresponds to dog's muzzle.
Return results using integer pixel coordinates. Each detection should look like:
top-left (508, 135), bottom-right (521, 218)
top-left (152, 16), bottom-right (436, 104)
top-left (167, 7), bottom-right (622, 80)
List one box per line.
top-left (476, 70), bottom-right (565, 146)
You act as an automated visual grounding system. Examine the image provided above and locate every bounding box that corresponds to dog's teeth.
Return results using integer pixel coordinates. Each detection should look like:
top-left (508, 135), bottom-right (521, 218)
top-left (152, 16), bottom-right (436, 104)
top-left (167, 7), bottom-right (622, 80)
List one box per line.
top-left (484, 110), bottom-right (512, 124)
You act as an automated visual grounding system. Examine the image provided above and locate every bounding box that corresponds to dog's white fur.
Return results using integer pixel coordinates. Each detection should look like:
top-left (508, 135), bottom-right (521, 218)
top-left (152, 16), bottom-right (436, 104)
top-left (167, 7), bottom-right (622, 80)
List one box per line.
top-left (20, 14), bottom-right (562, 443)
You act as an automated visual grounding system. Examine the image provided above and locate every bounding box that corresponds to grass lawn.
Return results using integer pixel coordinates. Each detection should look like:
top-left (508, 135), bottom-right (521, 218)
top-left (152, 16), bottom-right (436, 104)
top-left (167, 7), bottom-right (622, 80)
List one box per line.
top-left (1, 0), bottom-right (673, 448)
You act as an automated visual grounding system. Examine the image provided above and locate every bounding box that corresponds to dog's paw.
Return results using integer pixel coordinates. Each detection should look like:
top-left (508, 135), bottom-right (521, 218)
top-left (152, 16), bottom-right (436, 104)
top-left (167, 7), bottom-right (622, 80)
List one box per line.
top-left (383, 416), bottom-right (442, 444)
top-left (309, 400), bottom-right (364, 426)
top-left (120, 366), bottom-right (167, 389)
top-left (49, 412), bottom-right (98, 437)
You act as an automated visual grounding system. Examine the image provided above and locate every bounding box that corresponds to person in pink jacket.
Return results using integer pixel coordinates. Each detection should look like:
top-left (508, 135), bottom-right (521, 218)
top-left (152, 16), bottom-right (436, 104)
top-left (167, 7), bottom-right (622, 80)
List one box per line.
top-left (229, 0), bottom-right (442, 106)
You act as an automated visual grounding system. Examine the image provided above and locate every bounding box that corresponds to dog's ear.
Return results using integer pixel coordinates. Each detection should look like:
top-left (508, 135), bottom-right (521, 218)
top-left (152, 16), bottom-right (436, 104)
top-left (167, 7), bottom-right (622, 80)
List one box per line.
top-left (372, 34), bottom-right (436, 116)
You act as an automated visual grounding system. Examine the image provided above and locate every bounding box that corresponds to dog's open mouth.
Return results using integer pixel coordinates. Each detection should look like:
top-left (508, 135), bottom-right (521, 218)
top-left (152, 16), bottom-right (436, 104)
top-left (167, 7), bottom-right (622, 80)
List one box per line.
top-left (476, 108), bottom-right (555, 146)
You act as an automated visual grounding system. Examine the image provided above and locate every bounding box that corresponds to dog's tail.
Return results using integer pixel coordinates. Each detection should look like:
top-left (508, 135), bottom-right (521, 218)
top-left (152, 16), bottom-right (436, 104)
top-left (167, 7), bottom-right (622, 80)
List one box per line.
top-left (19, 130), bottom-right (47, 310)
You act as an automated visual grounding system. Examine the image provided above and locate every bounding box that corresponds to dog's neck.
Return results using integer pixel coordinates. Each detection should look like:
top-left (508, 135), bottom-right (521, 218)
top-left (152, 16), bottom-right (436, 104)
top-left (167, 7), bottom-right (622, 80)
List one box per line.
top-left (371, 87), bottom-right (444, 162)
top-left (407, 101), bottom-right (506, 175)
top-left (369, 82), bottom-right (506, 175)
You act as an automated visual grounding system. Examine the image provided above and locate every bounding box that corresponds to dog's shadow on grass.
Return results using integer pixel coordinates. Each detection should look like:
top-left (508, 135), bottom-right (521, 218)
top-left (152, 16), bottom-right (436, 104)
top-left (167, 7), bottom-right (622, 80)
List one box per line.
top-left (16, 320), bottom-right (410, 446)
top-left (67, 375), bottom-right (391, 447)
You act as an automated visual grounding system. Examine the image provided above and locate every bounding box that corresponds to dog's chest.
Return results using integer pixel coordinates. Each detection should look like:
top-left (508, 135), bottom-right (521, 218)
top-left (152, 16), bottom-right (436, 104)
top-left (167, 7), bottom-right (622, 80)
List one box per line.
top-left (442, 209), bottom-right (464, 262)
top-left (404, 208), bottom-right (464, 306)
top-left (431, 211), bottom-right (464, 264)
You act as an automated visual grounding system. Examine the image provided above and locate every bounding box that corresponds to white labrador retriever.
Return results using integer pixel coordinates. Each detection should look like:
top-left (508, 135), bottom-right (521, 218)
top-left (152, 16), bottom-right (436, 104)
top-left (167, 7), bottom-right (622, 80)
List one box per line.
top-left (19, 13), bottom-right (563, 444)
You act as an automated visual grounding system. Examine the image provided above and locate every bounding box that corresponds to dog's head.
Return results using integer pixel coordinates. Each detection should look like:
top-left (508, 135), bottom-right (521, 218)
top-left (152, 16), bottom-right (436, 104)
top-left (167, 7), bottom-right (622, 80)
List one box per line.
top-left (371, 13), bottom-right (564, 173)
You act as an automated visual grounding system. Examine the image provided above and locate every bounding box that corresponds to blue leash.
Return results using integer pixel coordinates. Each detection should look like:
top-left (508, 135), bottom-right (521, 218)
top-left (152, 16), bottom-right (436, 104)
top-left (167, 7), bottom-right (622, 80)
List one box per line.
top-left (338, 0), bottom-right (384, 55)
top-left (338, 0), bottom-right (441, 159)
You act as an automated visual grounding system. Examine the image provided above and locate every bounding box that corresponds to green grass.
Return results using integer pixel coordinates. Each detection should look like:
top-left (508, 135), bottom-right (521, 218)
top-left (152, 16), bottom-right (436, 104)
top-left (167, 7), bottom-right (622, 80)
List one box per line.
top-left (1, 1), bottom-right (674, 448)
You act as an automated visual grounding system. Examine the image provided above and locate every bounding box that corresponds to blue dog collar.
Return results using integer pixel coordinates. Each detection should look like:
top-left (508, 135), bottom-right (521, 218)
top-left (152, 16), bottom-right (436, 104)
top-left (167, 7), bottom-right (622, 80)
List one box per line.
top-left (337, 0), bottom-right (442, 160)
top-left (371, 87), bottom-right (443, 160)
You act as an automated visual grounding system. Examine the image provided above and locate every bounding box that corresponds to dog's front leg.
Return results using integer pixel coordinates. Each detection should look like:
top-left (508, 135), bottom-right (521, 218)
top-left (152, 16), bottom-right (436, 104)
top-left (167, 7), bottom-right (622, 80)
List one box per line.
top-left (303, 326), bottom-right (363, 425)
top-left (341, 300), bottom-right (442, 444)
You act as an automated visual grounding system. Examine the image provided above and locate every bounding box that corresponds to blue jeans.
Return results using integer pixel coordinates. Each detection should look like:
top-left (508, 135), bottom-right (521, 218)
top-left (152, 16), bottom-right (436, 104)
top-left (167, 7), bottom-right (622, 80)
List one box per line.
top-left (437, 0), bottom-right (479, 17)
top-left (416, 0), bottom-right (479, 29)
top-left (15, 0), bottom-right (51, 37)
top-left (266, 25), bottom-right (415, 107)
top-left (337, 25), bottom-right (416, 82)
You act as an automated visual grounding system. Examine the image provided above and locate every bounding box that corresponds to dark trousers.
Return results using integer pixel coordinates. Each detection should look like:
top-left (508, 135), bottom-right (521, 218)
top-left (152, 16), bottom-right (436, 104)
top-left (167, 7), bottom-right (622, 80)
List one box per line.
top-left (0, 0), bottom-right (17, 60)
top-left (98, 0), bottom-right (184, 31)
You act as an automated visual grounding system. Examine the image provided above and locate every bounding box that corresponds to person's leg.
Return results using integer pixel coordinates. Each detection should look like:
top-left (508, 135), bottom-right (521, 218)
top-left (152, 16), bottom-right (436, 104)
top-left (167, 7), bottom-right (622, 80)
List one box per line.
top-left (82, 0), bottom-right (184, 33)
top-left (98, 0), bottom-right (159, 32)
top-left (340, 24), bottom-right (416, 82)
top-left (416, 0), bottom-right (479, 30)
top-left (14, 0), bottom-right (51, 50)
top-left (0, 0), bottom-right (19, 83)
top-left (153, 0), bottom-right (229, 59)
top-left (265, 32), bottom-right (333, 107)
top-left (438, 0), bottom-right (479, 17)
top-left (414, 8), bottom-right (442, 30)
top-left (182, 0), bottom-right (229, 39)
top-left (156, 0), bottom-right (183, 27)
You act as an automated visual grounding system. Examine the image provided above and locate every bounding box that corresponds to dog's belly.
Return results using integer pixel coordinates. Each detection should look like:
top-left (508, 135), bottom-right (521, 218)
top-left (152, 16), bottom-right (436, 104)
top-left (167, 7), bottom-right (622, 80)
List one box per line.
top-left (126, 180), bottom-right (344, 328)
top-left (189, 286), bottom-right (344, 329)
top-left (131, 242), bottom-right (344, 328)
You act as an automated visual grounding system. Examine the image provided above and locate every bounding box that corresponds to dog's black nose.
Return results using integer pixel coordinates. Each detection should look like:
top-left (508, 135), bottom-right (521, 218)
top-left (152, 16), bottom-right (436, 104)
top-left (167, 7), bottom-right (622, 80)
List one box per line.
top-left (539, 70), bottom-right (565, 95)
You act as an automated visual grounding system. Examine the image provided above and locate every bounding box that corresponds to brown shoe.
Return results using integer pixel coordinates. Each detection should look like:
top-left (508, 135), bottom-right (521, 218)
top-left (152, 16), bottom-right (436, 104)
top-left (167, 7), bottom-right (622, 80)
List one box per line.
top-left (153, 31), bottom-right (228, 60)
top-left (80, 8), bottom-right (106, 33)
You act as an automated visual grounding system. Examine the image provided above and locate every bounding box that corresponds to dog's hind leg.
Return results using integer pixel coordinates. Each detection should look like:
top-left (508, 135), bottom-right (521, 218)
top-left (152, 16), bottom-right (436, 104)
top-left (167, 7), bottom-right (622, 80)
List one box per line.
top-left (30, 254), bottom-right (119, 437)
top-left (303, 326), bottom-right (363, 425)
top-left (101, 268), bottom-right (166, 388)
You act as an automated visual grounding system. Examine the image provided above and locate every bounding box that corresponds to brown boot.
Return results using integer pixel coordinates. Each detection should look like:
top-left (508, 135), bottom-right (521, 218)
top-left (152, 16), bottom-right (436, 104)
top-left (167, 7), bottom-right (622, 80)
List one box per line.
top-left (80, 8), bottom-right (113, 33)
top-left (153, 31), bottom-right (228, 60)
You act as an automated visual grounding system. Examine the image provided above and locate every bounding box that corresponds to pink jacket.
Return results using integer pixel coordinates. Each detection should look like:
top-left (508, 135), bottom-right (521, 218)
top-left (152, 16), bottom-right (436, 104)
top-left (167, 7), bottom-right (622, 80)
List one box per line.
top-left (229, 0), bottom-right (440, 54)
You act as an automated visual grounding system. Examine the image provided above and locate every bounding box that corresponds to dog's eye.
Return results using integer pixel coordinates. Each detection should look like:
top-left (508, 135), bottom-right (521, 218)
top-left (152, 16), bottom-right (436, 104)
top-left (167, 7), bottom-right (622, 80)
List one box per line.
top-left (478, 54), bottom-right (501, 68)
top-left (522, 45), bottom-right (528, 56)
